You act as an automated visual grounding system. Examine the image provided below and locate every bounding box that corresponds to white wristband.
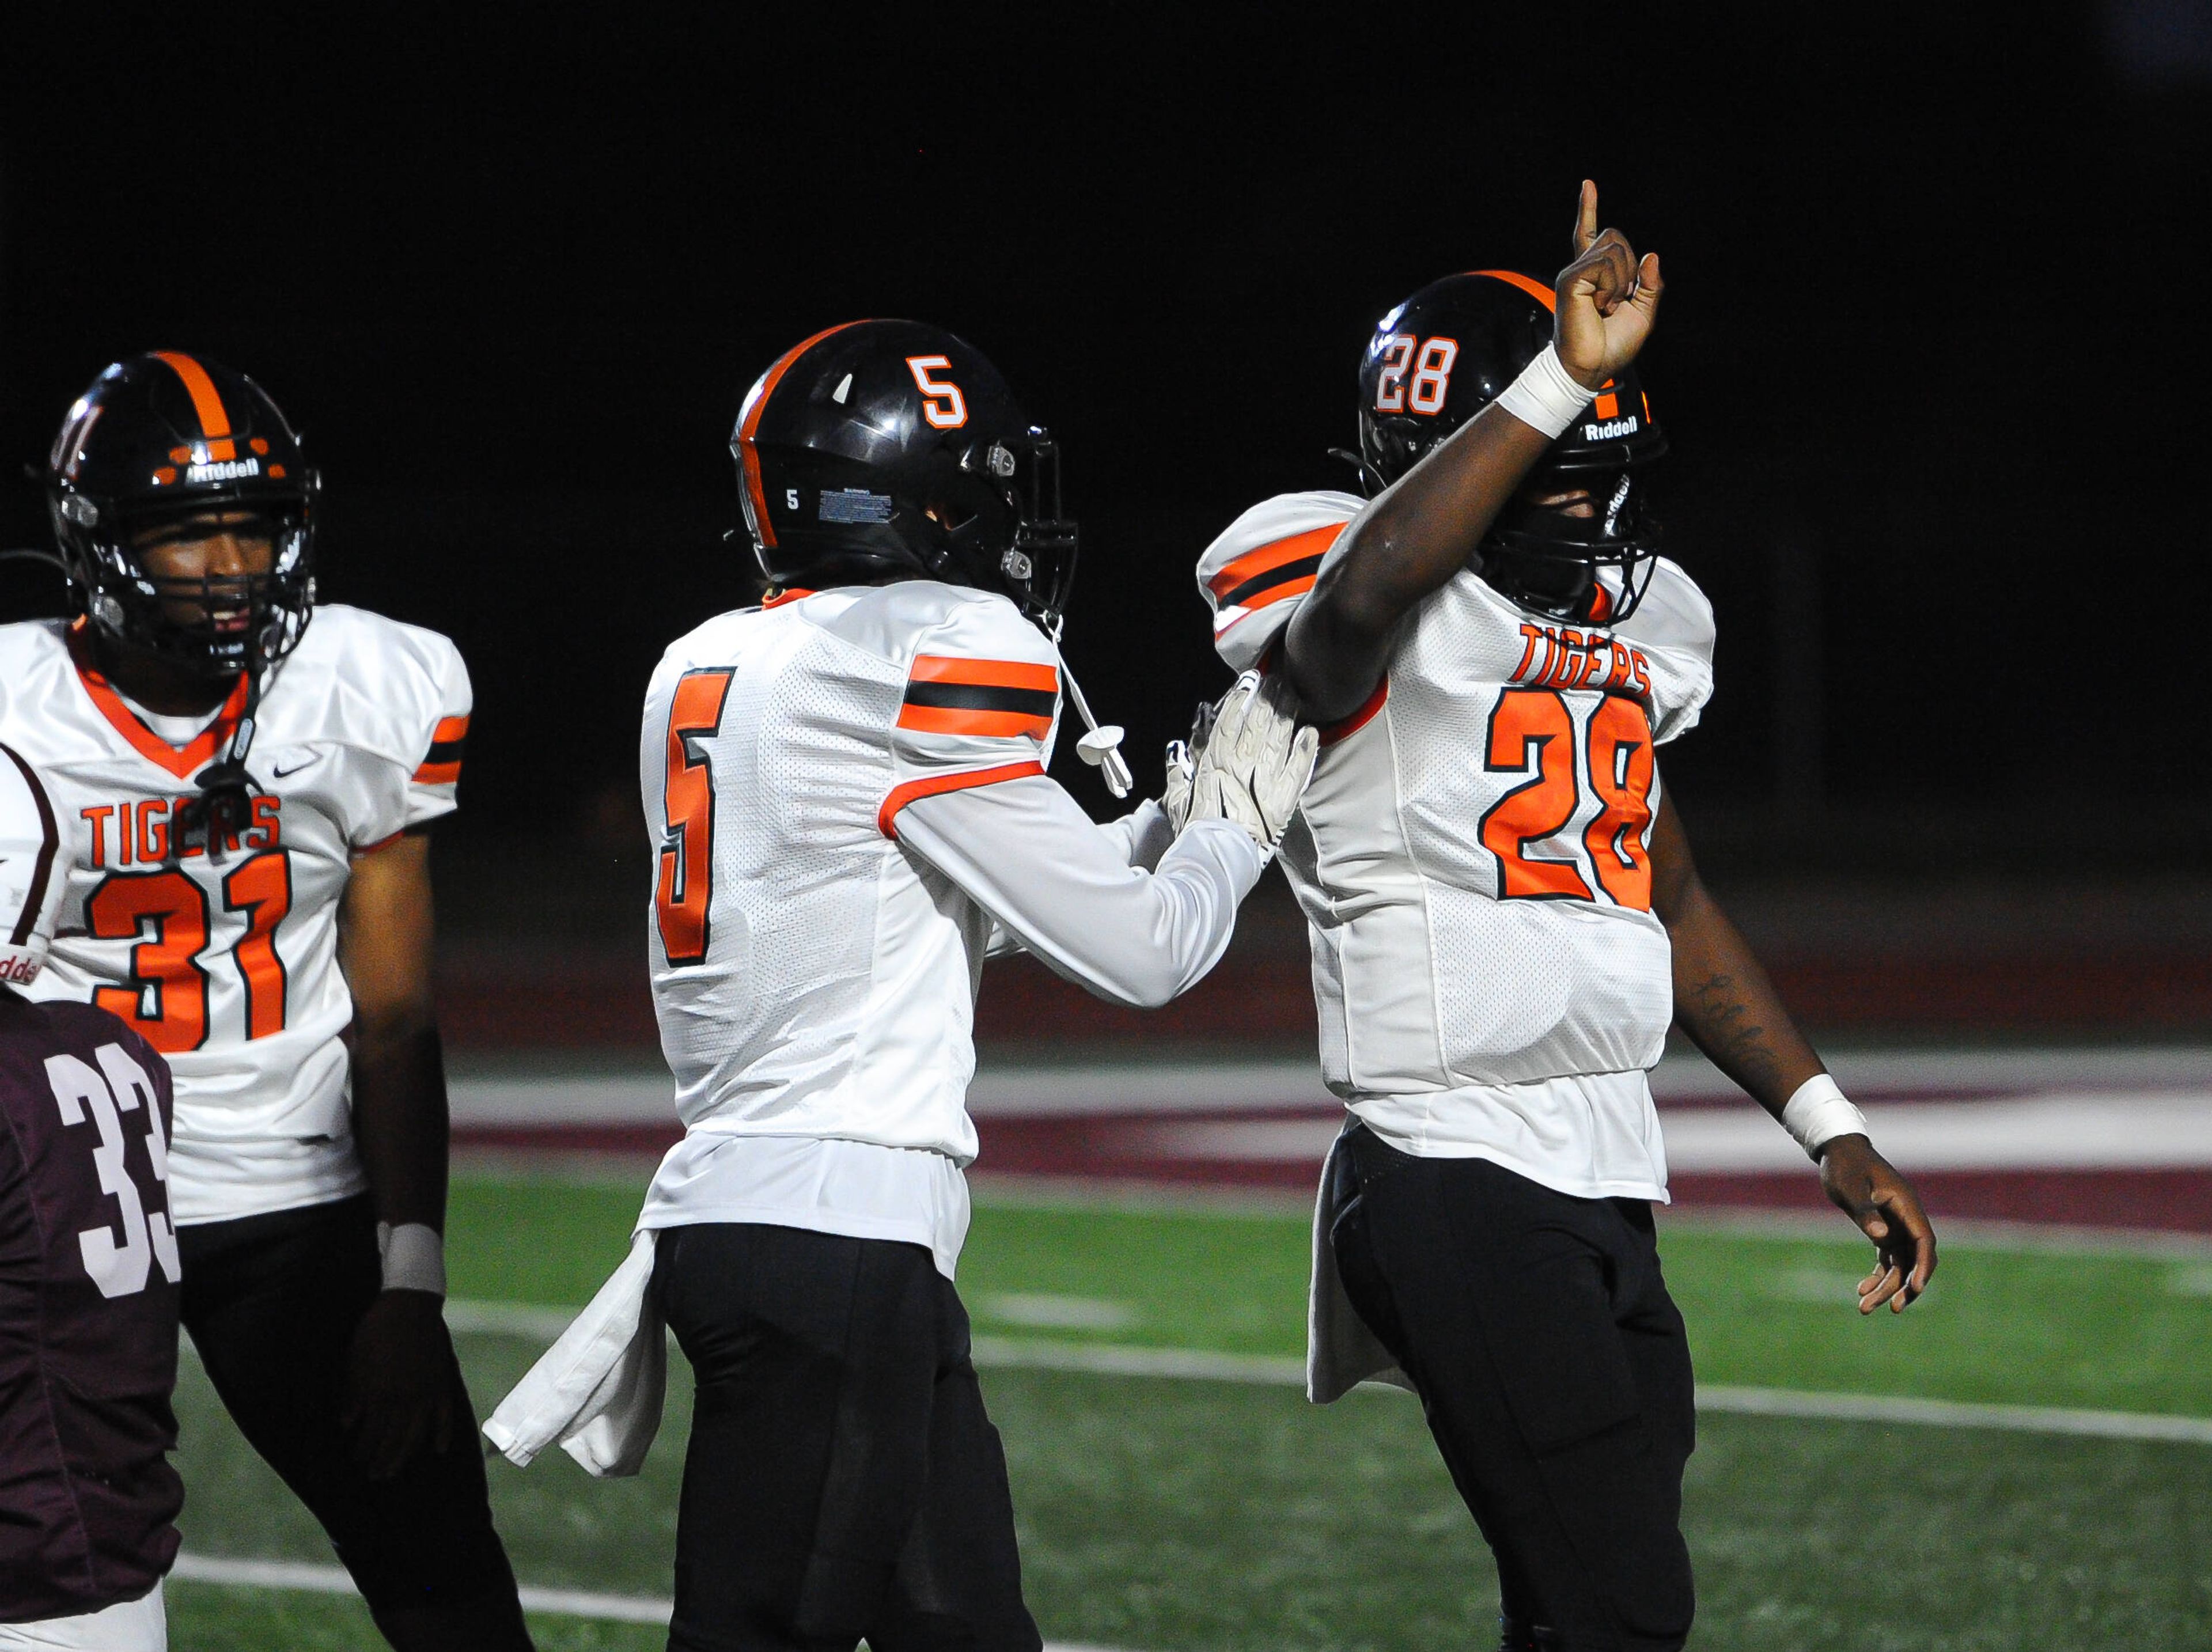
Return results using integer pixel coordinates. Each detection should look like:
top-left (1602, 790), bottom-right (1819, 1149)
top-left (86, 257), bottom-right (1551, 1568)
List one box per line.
top-left (377, 1221), bottom-right (447, 1297)
top-left (1780, 1073), bottom-right (1870, 1163)
top-left (1491, 344), bottom-right (1598, 440)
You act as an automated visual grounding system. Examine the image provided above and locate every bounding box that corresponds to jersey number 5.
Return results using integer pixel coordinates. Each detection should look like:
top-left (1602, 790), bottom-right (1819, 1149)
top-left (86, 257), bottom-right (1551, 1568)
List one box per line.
top-left (1479, 689), bottom-right (1655, 909)
top-left (656, 669), bottom-right (734, 967)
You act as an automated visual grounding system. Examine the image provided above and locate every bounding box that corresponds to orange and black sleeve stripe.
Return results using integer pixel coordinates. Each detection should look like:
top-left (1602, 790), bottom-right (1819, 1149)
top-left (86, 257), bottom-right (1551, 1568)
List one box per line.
top-left (896, 657), bottom-right (1058, 741)
top-left (1205, 522), bottom-right (1344, 613)
top-left (412, 715), bottom-right (469, 786)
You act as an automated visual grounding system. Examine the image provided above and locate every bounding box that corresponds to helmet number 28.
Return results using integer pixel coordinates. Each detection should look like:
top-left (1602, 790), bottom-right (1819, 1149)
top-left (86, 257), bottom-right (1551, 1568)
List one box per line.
top-left (1374, 334), bottom-right (1460, 416)
top-left (905, 355), bottom-right (969, 430)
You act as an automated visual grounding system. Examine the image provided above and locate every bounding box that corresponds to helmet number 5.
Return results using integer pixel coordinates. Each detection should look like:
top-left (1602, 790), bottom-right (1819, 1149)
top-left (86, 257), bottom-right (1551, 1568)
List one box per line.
top-left (905, 355), bottom-right (968, 430)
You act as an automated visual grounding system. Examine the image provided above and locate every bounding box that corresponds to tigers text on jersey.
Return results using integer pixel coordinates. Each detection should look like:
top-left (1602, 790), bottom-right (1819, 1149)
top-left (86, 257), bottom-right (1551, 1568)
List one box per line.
top-left (1198, 491), bottom-right (1716, 1199)
top-left (0, 995), bottom-right (181, 1623)
top-left (0, 610), bottom-right (470, 1225)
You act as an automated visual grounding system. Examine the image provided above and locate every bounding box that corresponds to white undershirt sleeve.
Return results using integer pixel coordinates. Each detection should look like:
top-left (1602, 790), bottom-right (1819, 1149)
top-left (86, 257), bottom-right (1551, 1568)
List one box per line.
top-left (896, 776), bottom-right (1263, 1010)
top-left (1094, 797), bottom-right (1176, 872)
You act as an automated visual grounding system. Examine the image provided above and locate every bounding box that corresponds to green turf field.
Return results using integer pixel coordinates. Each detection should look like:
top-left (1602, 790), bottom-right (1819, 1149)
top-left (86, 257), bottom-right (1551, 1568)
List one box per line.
top-left (165, 1170), bottom-right (2212, 1650)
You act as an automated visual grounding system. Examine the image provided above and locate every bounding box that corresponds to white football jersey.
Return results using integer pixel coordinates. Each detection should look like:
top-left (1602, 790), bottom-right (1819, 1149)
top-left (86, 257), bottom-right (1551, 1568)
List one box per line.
top-left (1199, 490), bottom-right (1715, 1194)
top-left (1, 609), bottom-right (469, 1224)
top-left (641, 580), bottom-right (1069, 1165)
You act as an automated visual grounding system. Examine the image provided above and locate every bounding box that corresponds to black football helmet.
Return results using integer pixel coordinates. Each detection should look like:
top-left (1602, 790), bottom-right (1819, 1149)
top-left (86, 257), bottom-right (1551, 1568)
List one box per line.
top-left (1351, 270), bottom-right (1667, 625)
top-left (732, 320), bottom-right (1078, 628)
top-left (47, 351), bottom-right (318, 680)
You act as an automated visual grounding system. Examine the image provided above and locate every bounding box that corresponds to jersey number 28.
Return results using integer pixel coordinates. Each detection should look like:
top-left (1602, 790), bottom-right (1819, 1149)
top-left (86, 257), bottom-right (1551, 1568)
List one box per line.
top-left (1479, 689), bottom-right (1655, 909)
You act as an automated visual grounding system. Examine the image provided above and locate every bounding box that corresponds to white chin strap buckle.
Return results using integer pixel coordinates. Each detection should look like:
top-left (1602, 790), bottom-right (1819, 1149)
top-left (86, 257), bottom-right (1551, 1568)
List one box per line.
top-left (1076, 725), bottom-right (1132, 797)
top-left (1040, 619), bottom-right (1134, 800)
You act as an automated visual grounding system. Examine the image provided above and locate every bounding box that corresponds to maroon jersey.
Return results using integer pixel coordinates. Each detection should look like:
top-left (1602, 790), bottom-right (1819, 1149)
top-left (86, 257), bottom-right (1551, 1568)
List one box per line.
top-left (0, 992), bottom-right (181, 1621)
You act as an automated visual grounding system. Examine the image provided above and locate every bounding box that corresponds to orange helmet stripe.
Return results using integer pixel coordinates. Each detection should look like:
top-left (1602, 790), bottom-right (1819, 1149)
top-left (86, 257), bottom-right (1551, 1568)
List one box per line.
top-left (1468, 269), bottom-right (1556, 313)
top-left (736, 321), bottom-right (867, 550)
top-left (151, 351), bottom-right (238, 460)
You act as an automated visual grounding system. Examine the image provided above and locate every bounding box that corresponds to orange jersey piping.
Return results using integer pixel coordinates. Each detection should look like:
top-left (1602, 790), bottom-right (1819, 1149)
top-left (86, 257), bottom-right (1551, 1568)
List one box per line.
top-left (878, 760), bottom-right (1045, 839)
top-left (69, 621), bottom-right (248, 779)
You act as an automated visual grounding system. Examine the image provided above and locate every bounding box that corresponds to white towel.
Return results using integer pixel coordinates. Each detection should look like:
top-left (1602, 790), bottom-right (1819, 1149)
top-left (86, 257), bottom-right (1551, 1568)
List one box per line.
top-left (1306, 1128), bottom-right (1414, 1405)
top-left (482, 1229), bottom-right (666, 1477)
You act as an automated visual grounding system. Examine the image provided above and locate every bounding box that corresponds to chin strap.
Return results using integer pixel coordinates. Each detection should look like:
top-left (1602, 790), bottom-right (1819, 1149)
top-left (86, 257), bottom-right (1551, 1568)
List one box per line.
top-left (1041, 616), bottom-right (1132, 799)
top-left (167, 670), bottom-right (264, 866)
top-left (1327, 446), bottom-right (1391, 500)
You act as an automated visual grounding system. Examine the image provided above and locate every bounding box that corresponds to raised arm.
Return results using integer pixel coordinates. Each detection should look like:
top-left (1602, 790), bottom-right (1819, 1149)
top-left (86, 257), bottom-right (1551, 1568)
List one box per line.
top-left (1283, 180), bottom-right (1664, 722)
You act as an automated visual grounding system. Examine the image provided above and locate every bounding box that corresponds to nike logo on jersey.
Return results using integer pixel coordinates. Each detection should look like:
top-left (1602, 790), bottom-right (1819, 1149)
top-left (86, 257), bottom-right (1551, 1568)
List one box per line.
top-left (270, 756), bottom-right (317, 779)
top-left (1512, 623), bottom-right (1652, 699)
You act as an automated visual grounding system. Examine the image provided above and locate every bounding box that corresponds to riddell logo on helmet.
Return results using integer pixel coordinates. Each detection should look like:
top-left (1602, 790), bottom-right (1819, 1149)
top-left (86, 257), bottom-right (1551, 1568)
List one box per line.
top-left (1581, 416), bottom-right (1642, 442)
top-left (0, 954), bottom-right (40, 986)
top-left (183, 456), bottom-right (262, 484)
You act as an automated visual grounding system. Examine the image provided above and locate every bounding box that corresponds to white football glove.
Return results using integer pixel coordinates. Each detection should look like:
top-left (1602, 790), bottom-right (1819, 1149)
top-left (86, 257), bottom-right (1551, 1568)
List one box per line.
top-left (1161, 697), bottom-right (1220, 834)
top-left (1184, 672), bottom-right (1319, 854)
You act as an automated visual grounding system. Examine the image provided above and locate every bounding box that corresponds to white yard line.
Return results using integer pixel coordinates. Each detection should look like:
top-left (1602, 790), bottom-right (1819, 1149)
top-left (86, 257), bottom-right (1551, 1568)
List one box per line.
top-left (444, 1301), bottom-right (2212, 1445)
top-left (1147, 1092), bottom-right (2212, 1172)
top-left (1660, 1204), bottom-right (2212, 1260)
top-left (1694, 1385), bottom-right (2212, 1444)
top-left (168, 1549), bottom-right (1127, 1648)
top-left (168, 1552), bottom-right (672, 1624)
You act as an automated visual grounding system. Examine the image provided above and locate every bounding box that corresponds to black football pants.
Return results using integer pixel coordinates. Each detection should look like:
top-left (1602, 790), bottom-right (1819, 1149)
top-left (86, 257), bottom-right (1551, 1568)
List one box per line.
top-left (653, 1222), bottom-right (1041, 1652)
top-left (176, 1194), bottom-right (533, 1652)
top-left (1327, 1123), bottom-right (1696, 1652)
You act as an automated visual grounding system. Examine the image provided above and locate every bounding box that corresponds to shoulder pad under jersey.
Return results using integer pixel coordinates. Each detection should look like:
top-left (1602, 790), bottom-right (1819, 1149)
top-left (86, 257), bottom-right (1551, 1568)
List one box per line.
top-left (865, 584), bottom-right (1062, 837)
top-left (1195, 491), bottom-right (1362, 672)
top-left (1615, 559), bottom-right (1716, 743)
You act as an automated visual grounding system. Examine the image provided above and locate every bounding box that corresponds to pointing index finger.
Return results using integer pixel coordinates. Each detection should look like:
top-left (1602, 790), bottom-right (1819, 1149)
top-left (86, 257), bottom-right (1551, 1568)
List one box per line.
top-left (1575, 179), bottom-right (1599, 253)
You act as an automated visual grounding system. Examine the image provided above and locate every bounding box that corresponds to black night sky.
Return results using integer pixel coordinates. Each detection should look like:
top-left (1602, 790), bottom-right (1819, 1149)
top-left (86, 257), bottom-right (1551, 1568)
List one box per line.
top-left (5, 7), bottom-right (2207, 881)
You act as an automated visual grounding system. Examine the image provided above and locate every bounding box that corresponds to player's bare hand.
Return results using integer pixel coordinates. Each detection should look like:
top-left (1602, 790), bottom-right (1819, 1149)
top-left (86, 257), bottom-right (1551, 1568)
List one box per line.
top-left (340, 1290), bottom-right (459, 1479)
top-left (1554, 179), bottom-right (1662, 390)
top-left (1818, 1135), bottom-right (1938, 1314)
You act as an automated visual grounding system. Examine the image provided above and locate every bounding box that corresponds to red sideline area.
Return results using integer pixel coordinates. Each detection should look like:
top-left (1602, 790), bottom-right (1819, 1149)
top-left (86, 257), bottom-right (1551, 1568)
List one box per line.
top-left (451, 1111), bottom-right (2212, 1236)
top-left (441, 898), bottom-right (2212, 1235)
top-left (437, 950), bottom-right (2212, 1049)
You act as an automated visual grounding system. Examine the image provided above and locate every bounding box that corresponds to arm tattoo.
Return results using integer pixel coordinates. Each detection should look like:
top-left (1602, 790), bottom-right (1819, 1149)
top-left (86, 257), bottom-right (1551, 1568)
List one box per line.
top-left (1684, 971), bottom-right (1790, 1097)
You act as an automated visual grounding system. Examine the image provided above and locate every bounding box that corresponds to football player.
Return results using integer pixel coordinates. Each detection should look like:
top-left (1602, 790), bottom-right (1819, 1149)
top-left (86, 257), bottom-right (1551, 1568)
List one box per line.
top-left (487, 319), bottom-right (1315, 1652)
top-left (9, 355), bottom-right (533, 1650)
top-left (1190, 185), bottom-right (1938, 1651)
top-left (0, 745), bottom-right (180, 1651)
